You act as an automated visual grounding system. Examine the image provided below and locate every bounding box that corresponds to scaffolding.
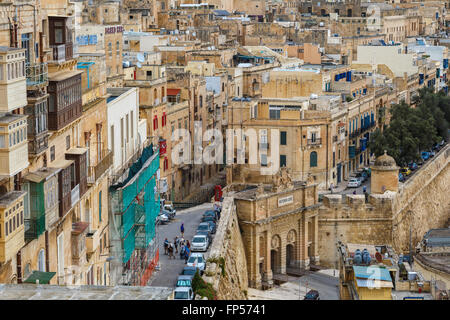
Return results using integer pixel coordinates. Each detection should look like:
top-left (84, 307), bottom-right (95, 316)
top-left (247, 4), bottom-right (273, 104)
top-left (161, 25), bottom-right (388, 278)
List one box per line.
top-left (109, 144), bottom-right (160, 286)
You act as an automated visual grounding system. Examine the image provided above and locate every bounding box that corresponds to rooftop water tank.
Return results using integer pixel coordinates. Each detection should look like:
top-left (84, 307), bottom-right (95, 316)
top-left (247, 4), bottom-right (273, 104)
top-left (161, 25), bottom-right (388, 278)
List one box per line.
top-left (354, 249), bottom-right (362, 265)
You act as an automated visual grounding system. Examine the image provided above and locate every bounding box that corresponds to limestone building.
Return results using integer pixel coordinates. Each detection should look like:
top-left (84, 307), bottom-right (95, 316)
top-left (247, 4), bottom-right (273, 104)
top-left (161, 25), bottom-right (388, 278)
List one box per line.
top-left (233, 168), bottom-right (320, 289)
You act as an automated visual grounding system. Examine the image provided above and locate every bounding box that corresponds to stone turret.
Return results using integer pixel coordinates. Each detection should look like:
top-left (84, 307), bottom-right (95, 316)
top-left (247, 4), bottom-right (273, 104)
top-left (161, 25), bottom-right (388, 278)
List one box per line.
top-left (370, 150), bottom-right (399, 194)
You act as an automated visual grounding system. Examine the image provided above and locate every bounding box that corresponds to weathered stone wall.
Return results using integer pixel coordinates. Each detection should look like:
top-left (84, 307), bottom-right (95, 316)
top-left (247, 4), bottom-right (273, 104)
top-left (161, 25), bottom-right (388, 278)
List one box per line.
top-left (392, 146), bottom-right (450, 253)
top-left (203, 197), bottom-right (249, 300)
top-left (318, 145), bottom-right (450, 267)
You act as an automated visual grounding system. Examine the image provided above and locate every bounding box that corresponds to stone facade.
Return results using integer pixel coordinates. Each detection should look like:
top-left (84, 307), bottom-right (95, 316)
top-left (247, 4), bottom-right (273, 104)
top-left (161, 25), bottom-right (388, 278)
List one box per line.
top-left (203, 197), bottom-right (249, 300)
top-left (319, 145), bottom-right (450, 267)
top-left (233, 168), bottom-right (320, 289)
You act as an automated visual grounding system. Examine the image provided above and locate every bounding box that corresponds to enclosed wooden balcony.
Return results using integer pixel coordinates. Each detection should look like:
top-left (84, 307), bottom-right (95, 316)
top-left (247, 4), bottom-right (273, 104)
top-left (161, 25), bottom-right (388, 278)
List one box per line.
top-left (0, 114), bottom-right (29, 176)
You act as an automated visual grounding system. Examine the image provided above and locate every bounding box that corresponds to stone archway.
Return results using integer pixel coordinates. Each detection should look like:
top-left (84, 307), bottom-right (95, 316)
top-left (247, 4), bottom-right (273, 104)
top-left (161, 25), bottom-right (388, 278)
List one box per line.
top-left (286, 229), bottom-right (297, 269)
top-left (270, 235), bottom-right (281, 274)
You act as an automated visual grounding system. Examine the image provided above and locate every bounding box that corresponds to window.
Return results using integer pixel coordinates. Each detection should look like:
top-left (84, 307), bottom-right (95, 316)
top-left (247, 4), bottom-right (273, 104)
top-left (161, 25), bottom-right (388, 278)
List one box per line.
top-left (269, 109), bottom-right (280, 119)
top-left (108, 42), bottom-right (112, 57)
top-left (310, 151), bottom-right (318, 167)
top-left (116, 41), bottom-right (120, 56)
top-left (66, 135), bottom-right (70, 150)
top-left (50, 146), bottom-right (55, 161)
top-left (311, 132), bottom-right (317, 143)
top-left (261, 154), bottom-right (267, 167)
top-left (280, 131), bottom-right (287, 145)
top-left (99, 191), bottom-right (102, 222)
top-left (280, 155), bottom-right (286, 167)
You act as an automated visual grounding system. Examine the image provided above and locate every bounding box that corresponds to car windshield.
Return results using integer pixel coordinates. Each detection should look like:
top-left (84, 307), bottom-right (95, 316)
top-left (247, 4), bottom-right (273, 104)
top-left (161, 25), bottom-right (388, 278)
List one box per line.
top-left (174, 291), bottom-right (189, 299)
top-left (193, 237), bottom-right (205, 243)
top-left (188, 257), bottom-right (197, 263)
top-left (176, 280), bottom-right (191, 287)
top-left (198, 224), bottom-right (209, 231)
top-left (350, 179), bottom-right (358, 182)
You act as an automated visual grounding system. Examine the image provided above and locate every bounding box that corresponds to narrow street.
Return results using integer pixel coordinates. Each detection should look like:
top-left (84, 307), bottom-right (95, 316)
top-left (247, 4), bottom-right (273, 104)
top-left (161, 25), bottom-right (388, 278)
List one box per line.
top-left (147, 203), bottom-right (213, 287)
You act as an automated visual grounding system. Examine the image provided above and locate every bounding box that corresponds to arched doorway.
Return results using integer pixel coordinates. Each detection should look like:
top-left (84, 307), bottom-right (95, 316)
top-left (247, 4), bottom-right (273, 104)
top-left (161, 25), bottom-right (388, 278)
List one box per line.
top-left (286, 229), bottom-right (297, 270)
top-left (270, 250), bottom-right (279, 274)
top-left (270, 235), bottom-right (281, 274)
top-left (286, 244), bottom-right (294, 267)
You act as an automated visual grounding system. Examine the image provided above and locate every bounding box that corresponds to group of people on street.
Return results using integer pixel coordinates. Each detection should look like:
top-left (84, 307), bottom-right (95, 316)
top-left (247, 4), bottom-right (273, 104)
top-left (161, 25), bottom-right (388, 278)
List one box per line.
top-left (163, 223), bottom-right (191, 262)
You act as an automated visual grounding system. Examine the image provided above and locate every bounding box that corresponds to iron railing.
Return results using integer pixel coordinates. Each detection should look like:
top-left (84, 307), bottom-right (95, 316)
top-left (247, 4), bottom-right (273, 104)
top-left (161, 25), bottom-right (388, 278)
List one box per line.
top-left (307, 138), bottom-right (322, 145)
top-left (87, 149), bottom-right (113, 184)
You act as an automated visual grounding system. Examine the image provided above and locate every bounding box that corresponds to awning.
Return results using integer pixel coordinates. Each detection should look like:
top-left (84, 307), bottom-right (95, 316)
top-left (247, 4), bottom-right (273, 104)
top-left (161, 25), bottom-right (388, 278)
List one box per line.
top-left (23, 271), bottom-right (56, 284)
top-left (167, 88), bottom-right (181, 96)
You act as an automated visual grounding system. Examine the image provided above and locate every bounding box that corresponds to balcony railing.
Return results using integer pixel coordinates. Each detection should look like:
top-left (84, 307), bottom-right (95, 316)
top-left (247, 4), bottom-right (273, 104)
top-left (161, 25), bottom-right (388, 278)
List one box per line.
top-left (307, 138), bottom-right (322, 145)
top-left (87, 149), bottom-right (113, 185)
top-left (26, 62), bottom-right (48, 87)
top-left (50, 43), bottom-right (73, 63)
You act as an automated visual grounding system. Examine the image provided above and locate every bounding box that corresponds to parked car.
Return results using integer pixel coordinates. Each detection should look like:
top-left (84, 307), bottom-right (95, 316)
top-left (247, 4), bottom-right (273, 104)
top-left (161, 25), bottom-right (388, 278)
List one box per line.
top-left (347, 178), bottom-right (361, 188)
top-left (173, 286), bottom-right (194, 300)
top-left (355, 171), bottom-right (367, 183)
top-left (163, 204), bottom-right (176, 219)
top-left (176, 275), bottom-right (193, 287)
top-left (417, 157), bottom-right (424, 166)
top-left (186, 253), bottom-right (206, 273)
top-left (203, 210), bottom-right (218, 219)
top-left (191, 235), bottom-right (209, 252)
top-left (181, 266), bottom-right (199, 277)
top-left (162, 209), bottom-right (175, 220)
top-left (400, 167), bottom-right (411, 176)
top-left (157, 212), bottom-right (169, 224)
top-left (408, 162), bottom-right (418, 171)
top-left (206, 220), bottom-right (216, 234)
top-left (304, 290), bottom-right (320, 300)
top-left (399, 172), bottom-right (405, 182)
top-left (428, 150), bottom-right (435, 157)
top-left (421, 151), bottom-right (430, 161)
top-left (202, 215), bottom-right (217, 224)
top-left (197, 222), bottom-right (214, 235)
top-left (196, 230), bottom-right (212, 243)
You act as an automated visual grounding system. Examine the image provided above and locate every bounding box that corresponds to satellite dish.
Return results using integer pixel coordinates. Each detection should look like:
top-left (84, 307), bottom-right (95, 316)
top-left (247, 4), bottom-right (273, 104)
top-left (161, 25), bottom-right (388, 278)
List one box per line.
top-left (136, 62), bottom-right (142, 68)
top-left (136, 53), bottom-right (145, 63)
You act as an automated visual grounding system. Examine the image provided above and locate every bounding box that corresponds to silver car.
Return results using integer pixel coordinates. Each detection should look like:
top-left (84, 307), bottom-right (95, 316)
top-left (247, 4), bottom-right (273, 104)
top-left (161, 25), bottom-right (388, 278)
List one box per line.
top-left (191, 235), bottom-right (209, 252)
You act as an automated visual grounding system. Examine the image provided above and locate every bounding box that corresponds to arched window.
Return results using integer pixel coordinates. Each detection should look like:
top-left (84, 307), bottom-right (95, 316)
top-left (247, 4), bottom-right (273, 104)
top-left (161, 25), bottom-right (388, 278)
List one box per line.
top-left (310, 151), bottom-right (318, 167)
top-left (38, 249), bottom-right (45, 272)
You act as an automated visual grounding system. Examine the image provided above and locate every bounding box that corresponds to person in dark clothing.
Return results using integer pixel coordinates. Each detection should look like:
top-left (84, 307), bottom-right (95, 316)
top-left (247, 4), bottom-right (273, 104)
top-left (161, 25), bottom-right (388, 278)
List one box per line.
top-left (186, 240), bottom-right (190, 249)
top-left (184, 247), bottom-right (190, 264)
top-left (217, 210), bottom-right (221, 220)
top-left (180, 223), bottom-right (184, 237)
top-left (164, 238), bottom-right (169, 255)
top-left (174, 236), bottom-right (179, 253)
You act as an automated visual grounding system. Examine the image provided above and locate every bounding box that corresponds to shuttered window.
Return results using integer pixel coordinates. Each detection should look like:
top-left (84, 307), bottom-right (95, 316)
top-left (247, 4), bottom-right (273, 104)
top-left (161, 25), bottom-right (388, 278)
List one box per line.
top-left (310, 151), bottom-right (318, 167)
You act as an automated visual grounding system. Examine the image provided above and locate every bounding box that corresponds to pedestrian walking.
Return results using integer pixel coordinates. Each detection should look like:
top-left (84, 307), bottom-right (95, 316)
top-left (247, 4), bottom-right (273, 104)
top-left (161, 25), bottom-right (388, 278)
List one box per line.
top-left (353, 190), bottom-right (356, 195)
top-left (363, 185), bottom-right (367, 193)
top-left (180, 223), bottom-right (184, 237)
top-left (180, 236), bottom-right (185, 246)
top-left (174, 236), bottom-right (179, 253)
top-left (168, 242), bottom-right (174, 259)
top-left (180, 245), bottom-right (186, 260)
top-left (163, 238), bottom-right (169, 255)
top-left (217, 210), bottom-right (221, 220)
top-left (184, 247), bottom-right (190, 264)
top-left (186, 240), bottom-right (190, 249)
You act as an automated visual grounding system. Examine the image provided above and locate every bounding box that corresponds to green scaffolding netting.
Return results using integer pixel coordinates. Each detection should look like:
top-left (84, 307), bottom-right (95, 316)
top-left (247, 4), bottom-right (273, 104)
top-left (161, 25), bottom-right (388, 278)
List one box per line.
top-left (118, 150), bottom-right (160, 264)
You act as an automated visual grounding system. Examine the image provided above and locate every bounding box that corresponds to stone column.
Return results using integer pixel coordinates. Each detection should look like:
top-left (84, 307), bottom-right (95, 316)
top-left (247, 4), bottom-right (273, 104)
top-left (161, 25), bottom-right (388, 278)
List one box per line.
top-left (312, 215), bottom-right (320, 264)
top-left (280, 236), bottom-right (286, 274)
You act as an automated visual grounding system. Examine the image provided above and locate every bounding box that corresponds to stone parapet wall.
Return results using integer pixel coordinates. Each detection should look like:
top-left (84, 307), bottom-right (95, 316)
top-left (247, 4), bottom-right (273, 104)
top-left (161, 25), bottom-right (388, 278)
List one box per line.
top-left (203, 197), bottom-right (249, 299)
top-left (318, 144), bottom-right (450, 267)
